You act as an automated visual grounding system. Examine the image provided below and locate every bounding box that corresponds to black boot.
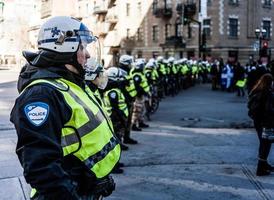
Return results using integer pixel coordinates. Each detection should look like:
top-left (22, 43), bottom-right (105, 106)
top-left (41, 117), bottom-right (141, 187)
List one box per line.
top-left (112, 163), bottom-right (124, 174)
top-left (124, 137), bottom-right (138, 144)
top-left (132, 124), bottom-right (142, 131)
top-left (117, 162), bottom-right (125, 168)
top-left (256, 160), bottom-right (271, 176)
top-left (139, 121), bottom-right (149, 128)
top-left (266, 162), bottom-right (274, 172)
top-left (120, 143), bottom-right (129, 151)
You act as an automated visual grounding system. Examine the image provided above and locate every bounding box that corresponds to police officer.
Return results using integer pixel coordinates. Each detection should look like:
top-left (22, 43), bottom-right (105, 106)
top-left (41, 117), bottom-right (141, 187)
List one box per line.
top-left (84, 58), bottom-right (108, 106)
top-left (10, 16), bottom-right (120, 200)
top-left (130, 59), bottom-right (150, 131)
top-left (118, 55), bottom-right (138, 144)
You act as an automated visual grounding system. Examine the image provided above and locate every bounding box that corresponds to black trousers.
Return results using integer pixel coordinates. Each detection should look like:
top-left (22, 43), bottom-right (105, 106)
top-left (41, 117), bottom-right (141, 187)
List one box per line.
top-left (254, 120), bottom-right (272, 160)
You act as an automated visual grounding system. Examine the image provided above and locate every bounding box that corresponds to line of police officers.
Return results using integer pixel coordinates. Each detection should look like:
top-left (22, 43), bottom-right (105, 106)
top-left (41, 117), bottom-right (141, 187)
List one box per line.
top-left (10, 16), bottom-right (213, 200)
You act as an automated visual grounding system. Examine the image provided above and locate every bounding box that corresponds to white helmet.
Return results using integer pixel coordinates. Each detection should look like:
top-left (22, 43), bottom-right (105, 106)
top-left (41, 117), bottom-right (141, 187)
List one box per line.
top-left (157, 56), bottom-right (164, 62)
top-left (119, 55), bottom-right (133, 66)
top-left (105, 67), bottom-right (128, 81)
top-left (168, 57), bottom-right (175, 63)
top-left (38, 16), bottom-right (97, 53)
top-left (145, 61), bottom-right (154, 69)
top-left (133, 59), bottom-right (145, 70)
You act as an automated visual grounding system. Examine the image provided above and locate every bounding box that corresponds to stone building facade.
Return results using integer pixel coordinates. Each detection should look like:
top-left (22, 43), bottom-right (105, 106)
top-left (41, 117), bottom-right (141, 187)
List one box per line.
top-left (203, 0), bottom-right (274, 64)
top-left (1, 0), bottom-right (274, 68)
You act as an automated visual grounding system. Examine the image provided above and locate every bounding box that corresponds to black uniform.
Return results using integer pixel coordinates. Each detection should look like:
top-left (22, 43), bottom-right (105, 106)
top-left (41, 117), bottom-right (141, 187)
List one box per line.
top-left (10, 64), bottom-right (112, 199)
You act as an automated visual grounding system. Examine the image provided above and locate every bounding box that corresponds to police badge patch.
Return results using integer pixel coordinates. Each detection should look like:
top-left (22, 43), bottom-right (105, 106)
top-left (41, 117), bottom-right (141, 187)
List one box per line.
top-left (24, 102), bottom-right (49, 126)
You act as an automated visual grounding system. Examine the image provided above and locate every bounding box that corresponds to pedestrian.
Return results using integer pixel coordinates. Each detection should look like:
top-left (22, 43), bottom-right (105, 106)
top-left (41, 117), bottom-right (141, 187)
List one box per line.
top-left (234, 62), bottom-right (246, 97)
top-left (210, 63), bottom-right (219, 90)
top-left (10, 16), bottom-right (120, 199)
top-left (248, 73), bottom-right (274, 176)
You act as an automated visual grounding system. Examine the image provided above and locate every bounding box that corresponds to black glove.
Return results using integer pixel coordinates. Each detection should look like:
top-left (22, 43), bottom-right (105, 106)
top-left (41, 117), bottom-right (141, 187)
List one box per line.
top-left (94, 176), bottom-right (115, 197)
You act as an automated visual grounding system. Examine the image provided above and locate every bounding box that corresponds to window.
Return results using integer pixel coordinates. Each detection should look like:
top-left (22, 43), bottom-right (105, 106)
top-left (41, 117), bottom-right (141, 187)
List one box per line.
top-left (137, 2), bottom-right (142, 16)
top-left (165, 24), bottom-right (172, 39)
top-left (152, 25), bottom-right (159, 42)
top-left (263, 0), bottom-right (271, 6)
top-left (0, 2), bottom-right (4, 15)
top-left (262, 20), bottom-right (271, 39)
top-left (176, 23), bottom-right (183, 37)
top-left (136, 28), bottom-right (143, 41)
top-left (228, 0), bottom-right (239, 5)
top-left (126, 28), bottom-right (130, 38)
top-left (152, 0), bottom-right (158, 13)
top-left (188, 26), bottom-right (192, 39)
top-left (165, 0), bottom-right (172, 9)
top-left (228, 50), bottom-right (238, 62)
top-left (207, 0), bottom-right (212, 6)
top-left (126, 3), bottom-right (130, 16)
top-left (203, 19), bottom-right (211, 37)
top-left (137, 51), bottom-right (143, 58)
top-left (228, 18), bottom-right (238, 37)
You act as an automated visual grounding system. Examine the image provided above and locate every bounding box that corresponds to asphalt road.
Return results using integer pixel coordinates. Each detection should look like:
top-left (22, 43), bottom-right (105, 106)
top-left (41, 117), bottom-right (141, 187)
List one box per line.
top-left (0, 73), bottom-right (273, 200)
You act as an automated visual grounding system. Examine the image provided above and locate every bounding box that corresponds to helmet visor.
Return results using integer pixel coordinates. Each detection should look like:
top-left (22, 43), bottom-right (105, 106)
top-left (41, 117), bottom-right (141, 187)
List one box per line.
top-left (78, 35), bottom-right (101, 68)
top-left (118, 68), bottom-right (128, 81)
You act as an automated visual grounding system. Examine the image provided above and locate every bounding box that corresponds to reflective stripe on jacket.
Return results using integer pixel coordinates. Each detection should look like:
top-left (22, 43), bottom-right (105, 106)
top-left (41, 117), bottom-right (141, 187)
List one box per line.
top-left (125, 76), bottom-right (137, 98)
top-left (24, 78), bottom-right (121, 178)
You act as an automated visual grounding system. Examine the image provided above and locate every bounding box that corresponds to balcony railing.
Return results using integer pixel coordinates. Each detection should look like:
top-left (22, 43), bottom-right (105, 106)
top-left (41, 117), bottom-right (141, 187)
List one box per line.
top-left (93, 4), bottom-right (108, 14)
top-left (95, 23), bottom-right (109, 36)
top-left (184, 3), bottom-right (197, 17)
top-left (107, 0), bottom-right (116, 8)
top-left (153, 1), bottom-right (172, 18)
top-left (161, 36), bottom-right (185, 48)
top-left (153, 7), bottom-right (172, 18)
top-left (105, 7), bottom-right (118, 24)
top-left (123, 36), bottom-right (136, 47)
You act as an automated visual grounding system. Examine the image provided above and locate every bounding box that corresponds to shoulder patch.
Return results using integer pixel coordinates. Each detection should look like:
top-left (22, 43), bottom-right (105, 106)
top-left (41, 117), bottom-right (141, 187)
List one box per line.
top-left (24, 102), bottom-right (49, 126)
top-left (109, 92), bottom-right (117, 99)
top-left (134, 76), bottom-right (140, 81)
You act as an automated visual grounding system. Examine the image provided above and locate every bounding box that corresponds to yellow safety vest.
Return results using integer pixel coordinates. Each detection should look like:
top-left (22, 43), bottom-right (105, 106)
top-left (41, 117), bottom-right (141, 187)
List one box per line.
top-left (125, 75), bottom-right (137, 98)
top-left (24, 78), bottom-right (121, 198)
top-left (172, 64), bottom-right (178, 75)
top-left (159, 63), bottom-right (166, 75)
top-left (192, 65), bottom-right (198, 75)
top-left (130, 70), bottom-right (150, 93)
top-left (236, 78), bottom-right (247, 88)
top-left (181, 64), bottom-right (189, 75)
top-left (104, 88), bottom-right (129, 118)
top-left (144, 68), bottom-right (157, 82)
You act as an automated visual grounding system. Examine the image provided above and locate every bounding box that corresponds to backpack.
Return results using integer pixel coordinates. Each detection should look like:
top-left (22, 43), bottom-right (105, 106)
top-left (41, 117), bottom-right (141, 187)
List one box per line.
top-left (247, 92), bottom-right (264, 120)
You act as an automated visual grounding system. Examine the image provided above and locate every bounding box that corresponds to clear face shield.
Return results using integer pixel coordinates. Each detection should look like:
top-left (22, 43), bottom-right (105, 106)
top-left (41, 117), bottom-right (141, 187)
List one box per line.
top-left (78, 30), bottom-right (108, 89)
top-left (118, 68), bottom-right (128, 81)
top-left (77, 29), bottom-right (101, 67)
top-left (84, 58), bottom-right (108, 90)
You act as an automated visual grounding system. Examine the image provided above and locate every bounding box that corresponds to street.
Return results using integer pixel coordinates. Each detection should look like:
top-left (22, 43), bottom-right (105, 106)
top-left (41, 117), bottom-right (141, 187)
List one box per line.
top-left (0, 71), bottom-right (273, 200)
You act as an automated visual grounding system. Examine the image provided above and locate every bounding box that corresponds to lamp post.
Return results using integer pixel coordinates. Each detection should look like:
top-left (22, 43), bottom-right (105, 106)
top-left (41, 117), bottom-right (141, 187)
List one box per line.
top-left (255, 27), bottom-right (267, 58)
